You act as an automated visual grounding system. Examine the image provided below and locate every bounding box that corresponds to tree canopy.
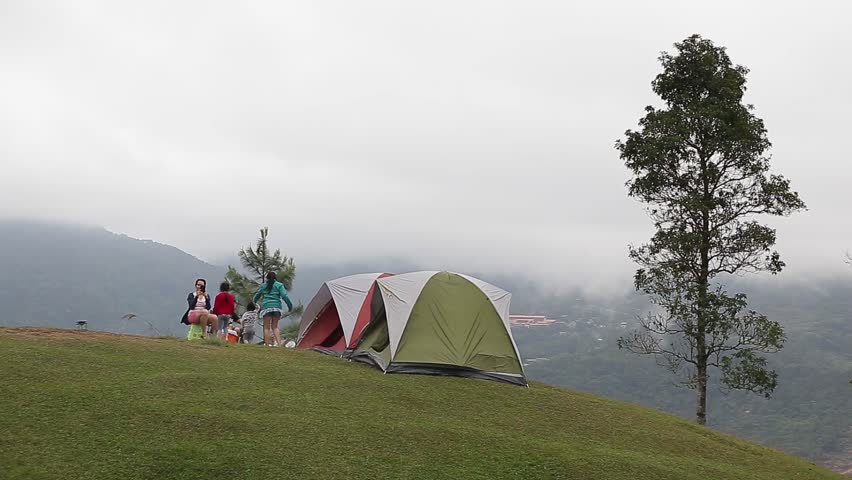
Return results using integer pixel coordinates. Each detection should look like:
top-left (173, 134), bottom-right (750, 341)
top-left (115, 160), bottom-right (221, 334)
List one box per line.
top-left (226, 227), bottom-right (298, 311)
top-left (616, 35), bottom-right (806, 425)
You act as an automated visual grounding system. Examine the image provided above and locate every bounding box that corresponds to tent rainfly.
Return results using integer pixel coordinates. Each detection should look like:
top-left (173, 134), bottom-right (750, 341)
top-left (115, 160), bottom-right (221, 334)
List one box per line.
top-left (296, 273), bottom-right (393, 355)
top-left (349, 271), bottom-right (527, 386)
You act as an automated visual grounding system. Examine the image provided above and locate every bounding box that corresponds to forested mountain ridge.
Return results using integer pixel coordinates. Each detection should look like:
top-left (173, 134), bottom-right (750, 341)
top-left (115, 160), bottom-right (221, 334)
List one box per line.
top-left (0, 221), bottom-right (225, 335)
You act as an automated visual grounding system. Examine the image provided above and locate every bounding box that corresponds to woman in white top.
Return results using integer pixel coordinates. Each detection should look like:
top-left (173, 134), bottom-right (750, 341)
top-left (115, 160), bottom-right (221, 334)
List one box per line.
top-left (181, 278), bottom-right (218, 338)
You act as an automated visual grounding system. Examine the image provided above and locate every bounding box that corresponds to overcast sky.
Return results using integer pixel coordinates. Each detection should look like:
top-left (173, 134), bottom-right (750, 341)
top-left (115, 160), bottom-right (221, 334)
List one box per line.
top-left (1, 1), bottom-right (849, 289)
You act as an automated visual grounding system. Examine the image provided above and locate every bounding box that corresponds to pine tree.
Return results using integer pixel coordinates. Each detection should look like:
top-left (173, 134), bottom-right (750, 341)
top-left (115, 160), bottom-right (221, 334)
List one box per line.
top-left (226, 227), bottom-right (300, 314)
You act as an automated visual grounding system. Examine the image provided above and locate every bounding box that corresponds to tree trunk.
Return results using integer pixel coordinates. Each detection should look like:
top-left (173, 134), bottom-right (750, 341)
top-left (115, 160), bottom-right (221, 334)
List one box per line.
top-left (696, 359), bottom-right (708, 425)
top-left (695, 226), bottom-right (710, 426)
top-left (696, 154), bottom-right (710, 426)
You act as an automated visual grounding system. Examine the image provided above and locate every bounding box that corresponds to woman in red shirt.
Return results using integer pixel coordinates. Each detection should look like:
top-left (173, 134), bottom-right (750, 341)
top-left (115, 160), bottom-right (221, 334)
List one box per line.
top-left (212, 281), bottom-right (237, 338)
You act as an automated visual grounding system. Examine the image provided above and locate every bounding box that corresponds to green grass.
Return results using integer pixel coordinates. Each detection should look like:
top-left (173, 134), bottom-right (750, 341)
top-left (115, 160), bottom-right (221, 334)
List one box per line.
top-left (0, 328), bottom-right (841, 480)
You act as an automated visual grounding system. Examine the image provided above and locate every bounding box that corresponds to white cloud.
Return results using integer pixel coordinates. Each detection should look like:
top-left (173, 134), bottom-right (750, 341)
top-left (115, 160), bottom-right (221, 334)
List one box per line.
top-left (1, 0), bottom-right (850, 289)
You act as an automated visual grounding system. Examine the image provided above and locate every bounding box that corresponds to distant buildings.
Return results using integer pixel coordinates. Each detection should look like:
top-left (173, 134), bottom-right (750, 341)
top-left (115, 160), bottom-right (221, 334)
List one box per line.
top-left (509, 315), bottom-right (557, 327)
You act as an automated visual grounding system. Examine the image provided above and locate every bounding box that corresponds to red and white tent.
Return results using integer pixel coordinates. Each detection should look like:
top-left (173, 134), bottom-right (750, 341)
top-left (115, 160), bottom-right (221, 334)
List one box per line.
top-left (296, 273), bottom-right (393, 354)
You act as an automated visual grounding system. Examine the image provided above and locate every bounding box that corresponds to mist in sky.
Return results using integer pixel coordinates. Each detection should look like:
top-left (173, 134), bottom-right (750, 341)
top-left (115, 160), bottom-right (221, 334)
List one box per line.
top-left (2, 1), bottom-right (849, 289)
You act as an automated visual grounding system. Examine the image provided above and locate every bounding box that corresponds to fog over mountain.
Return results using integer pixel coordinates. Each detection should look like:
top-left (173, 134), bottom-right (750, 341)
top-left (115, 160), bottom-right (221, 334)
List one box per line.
top-left (2, 1), bottom-right (851, 290)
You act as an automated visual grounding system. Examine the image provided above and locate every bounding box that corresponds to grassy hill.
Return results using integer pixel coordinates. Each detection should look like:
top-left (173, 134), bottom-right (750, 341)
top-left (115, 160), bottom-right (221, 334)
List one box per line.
top-left (0, 328), bottom-right (841, 480)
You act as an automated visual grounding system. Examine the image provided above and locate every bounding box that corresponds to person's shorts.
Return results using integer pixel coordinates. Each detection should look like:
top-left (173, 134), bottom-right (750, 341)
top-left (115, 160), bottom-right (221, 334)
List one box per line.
top-left (259, 308), bottom-right (283, 320)
top-left (187, 310), bottom-right (203, 324)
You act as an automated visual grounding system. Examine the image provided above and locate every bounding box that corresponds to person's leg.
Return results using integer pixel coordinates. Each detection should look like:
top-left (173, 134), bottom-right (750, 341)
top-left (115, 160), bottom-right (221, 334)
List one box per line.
top-left (205, 312), bottom-right (219, 338)
top-left (218, 315), bottom-right (229, 337)
top-left (211, 314), bottom-right (221, 337)
top-left (262, 315), bottom-right (272, 346)
top-left (243, 327), bottom-right (254, 344)
top-left (198, 312), bottom-right (211, 338)
top-left (272, 314), bottom-right (281, 347)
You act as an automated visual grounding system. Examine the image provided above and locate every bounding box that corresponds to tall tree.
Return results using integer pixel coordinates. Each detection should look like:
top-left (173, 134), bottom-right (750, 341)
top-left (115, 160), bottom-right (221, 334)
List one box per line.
top-left (226, 227), bottom-right (298, 311)
top-left (615, 35), bottom-right (806, 425)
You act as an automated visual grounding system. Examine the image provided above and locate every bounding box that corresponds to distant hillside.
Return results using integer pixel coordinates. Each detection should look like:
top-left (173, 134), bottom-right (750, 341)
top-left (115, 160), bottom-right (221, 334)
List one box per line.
top-left (237, 257), bottom-right (423, 306)
top-left (0, 221), bottom-right (584, 334)
top-left (511, 276), bottom-right (852, 472)
top-left (0, 328), bottom-right (841, 480)
top-left (0, 222), bottom-right (427, 334)
top-left (0, 221), bottom-right (225, 335)
top-left (0, 222), bottom-right (425, 334)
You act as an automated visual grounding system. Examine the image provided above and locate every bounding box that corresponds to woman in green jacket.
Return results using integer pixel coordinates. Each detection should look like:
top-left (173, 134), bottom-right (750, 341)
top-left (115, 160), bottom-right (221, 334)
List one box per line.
top-left (253, 272), bottom-right (293, 347)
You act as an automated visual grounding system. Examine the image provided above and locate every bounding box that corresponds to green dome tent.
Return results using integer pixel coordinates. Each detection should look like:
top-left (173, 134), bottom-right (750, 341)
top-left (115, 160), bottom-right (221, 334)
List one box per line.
top-left (349, 271), bottom-right (527, 386)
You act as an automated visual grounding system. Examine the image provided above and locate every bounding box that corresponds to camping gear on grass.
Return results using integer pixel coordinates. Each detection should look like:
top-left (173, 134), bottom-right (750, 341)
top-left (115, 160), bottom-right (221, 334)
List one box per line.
top-left (349, 271), bottom-right (527, 386)
top-left (186, 324), bottom-right (203, 340)
top-left (227, 328), bottom-right (239, 344)
top-left (296, 273), bottom-right (393, 355)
